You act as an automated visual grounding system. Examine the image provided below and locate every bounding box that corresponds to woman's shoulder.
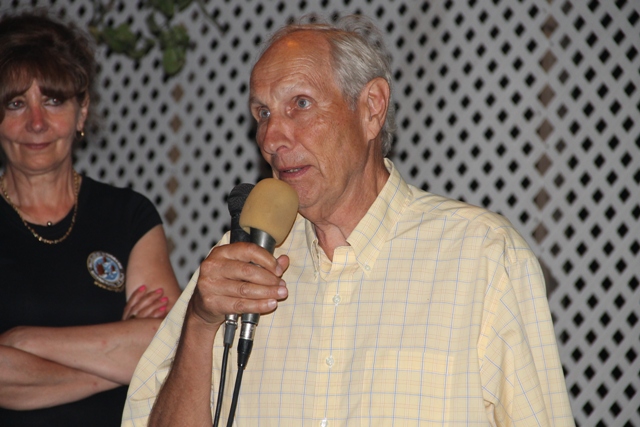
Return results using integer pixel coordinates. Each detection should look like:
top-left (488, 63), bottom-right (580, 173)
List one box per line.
top-left (81, 175), bottom-right (148, 200)
top-left (80, 175), bottom-right (157, 214)
top-left (77, 175), bottom-right (163, 242)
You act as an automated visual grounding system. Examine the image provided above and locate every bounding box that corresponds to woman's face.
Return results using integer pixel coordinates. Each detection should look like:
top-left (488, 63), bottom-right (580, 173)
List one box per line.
top-left (0, 80), bottom-right (88, 175)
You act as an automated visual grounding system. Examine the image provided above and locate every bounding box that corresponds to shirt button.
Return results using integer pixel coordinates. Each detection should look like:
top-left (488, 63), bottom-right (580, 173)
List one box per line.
top-left (325, 355), bottom-right (334, 367)
top-left (332, 295), bottom-right (341, 305)
top-left (364, 265), bottom-right (371, 271)
top-left (320, 419), bottom-right (328, 427)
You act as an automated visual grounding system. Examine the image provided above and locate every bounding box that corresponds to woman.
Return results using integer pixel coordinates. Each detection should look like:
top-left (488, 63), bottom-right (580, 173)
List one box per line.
top-left (0, 12), bottom-right (181, 426)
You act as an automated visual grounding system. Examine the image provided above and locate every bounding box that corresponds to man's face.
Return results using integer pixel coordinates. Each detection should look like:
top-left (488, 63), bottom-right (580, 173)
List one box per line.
top-left (249, 31), bottom-right (371, 222)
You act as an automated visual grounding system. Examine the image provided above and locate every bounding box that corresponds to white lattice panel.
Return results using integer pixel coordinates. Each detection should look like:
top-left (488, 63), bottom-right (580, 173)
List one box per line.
top-left (2, 1), bottom-right (639, 425)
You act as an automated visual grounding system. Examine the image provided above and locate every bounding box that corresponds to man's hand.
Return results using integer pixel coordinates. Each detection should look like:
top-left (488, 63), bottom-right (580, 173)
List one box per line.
top-left (189, 242), bottom-right (290, 327)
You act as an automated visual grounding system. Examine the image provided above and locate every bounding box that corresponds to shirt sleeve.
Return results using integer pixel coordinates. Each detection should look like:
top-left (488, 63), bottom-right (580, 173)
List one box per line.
top-left (479, 241), bottom-right (575, 426)
top-left (126, 191), bottom-right (163, 248)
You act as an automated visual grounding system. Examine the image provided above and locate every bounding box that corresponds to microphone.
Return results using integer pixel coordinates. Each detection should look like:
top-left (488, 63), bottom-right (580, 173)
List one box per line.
top-left (223, 179), bottom-right (298, 427)
top-left (214, 183), bottom-right (257, 427)
top-left (223, 183), bottom-right (254, 345)
top-left (228, 183), bottom-right (254, 244)
top-left (236, 178), bottom-right (299, 368)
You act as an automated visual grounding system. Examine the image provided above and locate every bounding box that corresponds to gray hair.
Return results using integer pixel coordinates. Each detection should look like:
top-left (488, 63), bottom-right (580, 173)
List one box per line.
top-left (258, 14), bottom-right (396, 156)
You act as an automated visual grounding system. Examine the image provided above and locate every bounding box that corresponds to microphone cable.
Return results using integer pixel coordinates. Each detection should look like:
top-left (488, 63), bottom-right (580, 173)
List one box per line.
top-left (226, 309), bottom-right (261, 426)
top-left (226, 367), bottom-right (245, 427)
top-left (212, 317), bottom-right (236, 427)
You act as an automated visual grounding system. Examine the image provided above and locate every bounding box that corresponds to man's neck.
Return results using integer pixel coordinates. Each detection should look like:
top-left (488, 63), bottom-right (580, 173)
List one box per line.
top-left (310, 162), bottom-right (390, 260)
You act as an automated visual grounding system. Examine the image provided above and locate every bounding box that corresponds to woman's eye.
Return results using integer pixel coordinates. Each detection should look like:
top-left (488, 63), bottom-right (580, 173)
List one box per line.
top-left (6, 100), bottom-right (23, 110)
top-left (46, 97), bottom-right (63, 106)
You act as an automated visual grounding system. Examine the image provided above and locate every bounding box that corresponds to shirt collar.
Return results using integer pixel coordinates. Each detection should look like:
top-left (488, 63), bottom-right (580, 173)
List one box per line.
top-left (304, 159), bottom-right (412, 275)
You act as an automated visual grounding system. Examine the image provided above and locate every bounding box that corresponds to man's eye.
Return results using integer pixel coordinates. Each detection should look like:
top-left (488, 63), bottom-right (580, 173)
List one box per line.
top-left (296, 98), bottom-right (310, 109)
top-left (258, 108), bottom-right (270, 119)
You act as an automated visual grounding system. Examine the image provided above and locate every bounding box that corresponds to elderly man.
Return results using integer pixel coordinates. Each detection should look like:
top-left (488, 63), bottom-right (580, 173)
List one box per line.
top-left (123, 14), bottom-right (574, 426)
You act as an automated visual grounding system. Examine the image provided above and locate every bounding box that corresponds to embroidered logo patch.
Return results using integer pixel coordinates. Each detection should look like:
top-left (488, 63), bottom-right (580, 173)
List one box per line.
top-left (87, 251), bottom-right (125, 292)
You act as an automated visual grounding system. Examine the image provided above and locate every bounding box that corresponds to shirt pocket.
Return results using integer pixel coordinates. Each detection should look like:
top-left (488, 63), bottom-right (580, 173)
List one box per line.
top-left (360, 350), bottom-right (452, 426)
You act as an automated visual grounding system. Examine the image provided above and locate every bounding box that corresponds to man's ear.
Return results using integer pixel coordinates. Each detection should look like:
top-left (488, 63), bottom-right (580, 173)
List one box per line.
top-left (361, 77), bottom-right (390, 142)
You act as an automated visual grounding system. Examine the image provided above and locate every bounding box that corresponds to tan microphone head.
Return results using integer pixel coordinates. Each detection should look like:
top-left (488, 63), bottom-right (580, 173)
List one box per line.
top-left (239, 178), bottom-right (299, 245)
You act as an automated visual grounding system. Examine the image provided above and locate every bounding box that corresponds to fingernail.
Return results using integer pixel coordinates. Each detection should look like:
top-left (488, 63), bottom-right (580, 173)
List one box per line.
top-left (267, 299), bottom-right (277, 309)
top-left (159, 306), bottom-right (167, 311)
top-left (160, 297), bottom-right (168, 302)
top-left (155, 289), bottom-right (163, 294)
top-left (277, 286), bottom-right (288, 297)
top-left (138, 285), bottom-right (147, 292)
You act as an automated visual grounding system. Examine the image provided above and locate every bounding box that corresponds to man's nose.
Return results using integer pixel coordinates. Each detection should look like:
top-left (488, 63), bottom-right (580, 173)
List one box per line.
top-left (259, 114), bottom-right (292, 155)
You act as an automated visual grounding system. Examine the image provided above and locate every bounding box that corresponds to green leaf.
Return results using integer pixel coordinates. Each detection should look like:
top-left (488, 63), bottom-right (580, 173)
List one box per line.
top-left (158, 30), bottom-right (171, 49)
top-left (128, 39), bottom-right (156, 60)
top-left (102, 23), bottom-right (138, 54)
top-left (148, 0), bottom-right (175, 19)
top-left (90, 0), bottom-right (202, 78)
top-left (162, 45), bottom-right (186, 75)
top-left (159, 24), bottom-right (190, 49)
top-left (145, 13), bottom-right (162, 37)
top-left (175, 0), bottom-right (193, 11)
top-left (171, 24), bottom-right (190, 47)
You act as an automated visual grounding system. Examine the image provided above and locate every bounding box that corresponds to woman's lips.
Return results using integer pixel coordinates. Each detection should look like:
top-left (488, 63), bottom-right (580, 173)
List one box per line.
top-left (23, 142), bottom-right (52, 150)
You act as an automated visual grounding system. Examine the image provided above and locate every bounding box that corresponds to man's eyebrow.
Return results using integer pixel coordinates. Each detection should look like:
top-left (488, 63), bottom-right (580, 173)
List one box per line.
top-left (248, 95), bottom-right (261, 106)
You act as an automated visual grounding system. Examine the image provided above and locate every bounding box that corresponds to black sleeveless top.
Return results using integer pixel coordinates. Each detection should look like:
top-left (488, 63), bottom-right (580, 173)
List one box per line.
top-left (0, 175), bottom-right (162, 426)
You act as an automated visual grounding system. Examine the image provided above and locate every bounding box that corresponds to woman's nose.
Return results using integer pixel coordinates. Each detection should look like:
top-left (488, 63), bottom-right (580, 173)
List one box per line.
top-left (26, 105), bottom-right (48, 133)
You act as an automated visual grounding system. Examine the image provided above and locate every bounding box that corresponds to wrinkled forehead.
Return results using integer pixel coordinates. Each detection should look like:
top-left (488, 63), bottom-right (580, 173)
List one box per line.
top-left (251, 31), bottom-right (332, 86)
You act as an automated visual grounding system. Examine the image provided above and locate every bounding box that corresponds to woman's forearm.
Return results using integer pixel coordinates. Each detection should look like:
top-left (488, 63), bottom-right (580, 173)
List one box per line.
top-left (0, 319), bottom-right (161, 385)
top-left (0, 345), bottom-right (119, 410)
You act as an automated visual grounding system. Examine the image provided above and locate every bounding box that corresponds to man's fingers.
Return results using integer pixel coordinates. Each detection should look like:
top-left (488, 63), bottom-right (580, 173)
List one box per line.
top-left (206, 243), bottom-right (281, 273)
top-left (189, 242), bottom-right (289, 325)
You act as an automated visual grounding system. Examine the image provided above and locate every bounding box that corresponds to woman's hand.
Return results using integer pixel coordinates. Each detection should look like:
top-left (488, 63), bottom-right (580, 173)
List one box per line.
top-left (122, 285), bottom-right (169, 320)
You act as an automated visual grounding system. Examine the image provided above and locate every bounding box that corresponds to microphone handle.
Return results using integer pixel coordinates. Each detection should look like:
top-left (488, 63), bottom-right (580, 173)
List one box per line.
top-left (237, 227), bottom-right (276, 368)
top-left (247, 227), bottom-right (276, 254)
top-left (224, 215), bottom-right (251, 344)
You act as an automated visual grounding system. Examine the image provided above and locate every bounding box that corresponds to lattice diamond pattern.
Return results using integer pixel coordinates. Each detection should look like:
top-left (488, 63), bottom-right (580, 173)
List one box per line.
top-left (2, 1), bottom-right (639, 426)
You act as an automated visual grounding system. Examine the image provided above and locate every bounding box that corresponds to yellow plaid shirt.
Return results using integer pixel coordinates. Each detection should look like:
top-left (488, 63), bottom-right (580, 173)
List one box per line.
top-left (123, 160), bottom-right (574, 426)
